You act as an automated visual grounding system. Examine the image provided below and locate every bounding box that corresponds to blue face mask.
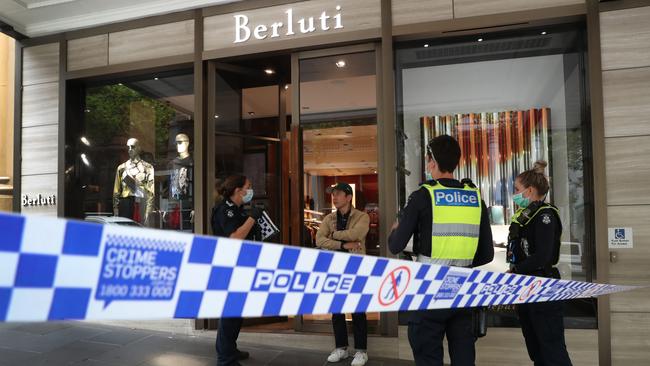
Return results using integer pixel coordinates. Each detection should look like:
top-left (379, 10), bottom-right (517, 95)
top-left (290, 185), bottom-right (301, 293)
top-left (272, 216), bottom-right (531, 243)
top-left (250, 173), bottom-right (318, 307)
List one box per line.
top-left (242, 189), bottom-right (254, 203)
top-left (513, 192), bottom-right (530, 208)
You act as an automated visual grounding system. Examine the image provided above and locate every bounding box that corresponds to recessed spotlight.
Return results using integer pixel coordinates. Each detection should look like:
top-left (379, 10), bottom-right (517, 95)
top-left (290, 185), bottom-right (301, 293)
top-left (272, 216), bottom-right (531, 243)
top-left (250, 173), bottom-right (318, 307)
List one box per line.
top-left (284, 84), bottom-right (289, 90)
top-left (154, 77), bottom-right (159, 80)
top-left (118, 83), bottom-right (123, 86)
top-left (335, 60), bottom-right (346, 68)
top-left (80, 136), bottom-right (91, 146)
top-left (80, 153), bottom-right (90, 166)
top-left (424, 44), bottom-right (429, 48)
top-left (248, 111), bottom-right (255, 116)
top-left (214, 115), bottom-right (219, 119)
top-left (541, 31), bottom-right (547, 35)
top-left (478, 38), bottom-right (484, 42)
top-left (84, 108), bottom-right (91, 113)
top-left (264, 69), bottom-right (275, 75)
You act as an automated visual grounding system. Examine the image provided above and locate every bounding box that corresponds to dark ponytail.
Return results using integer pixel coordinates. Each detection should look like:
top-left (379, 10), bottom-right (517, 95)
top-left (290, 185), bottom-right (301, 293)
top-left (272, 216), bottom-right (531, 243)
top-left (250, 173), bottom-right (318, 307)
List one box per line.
top-left (218, 175), bottom-right (247, 199)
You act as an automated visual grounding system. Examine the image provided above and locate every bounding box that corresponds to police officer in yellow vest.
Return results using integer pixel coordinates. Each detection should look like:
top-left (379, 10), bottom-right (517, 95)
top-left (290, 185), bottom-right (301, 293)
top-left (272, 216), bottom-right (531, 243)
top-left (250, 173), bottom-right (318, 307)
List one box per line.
top-left (389, 135), bottom-right (494, 366)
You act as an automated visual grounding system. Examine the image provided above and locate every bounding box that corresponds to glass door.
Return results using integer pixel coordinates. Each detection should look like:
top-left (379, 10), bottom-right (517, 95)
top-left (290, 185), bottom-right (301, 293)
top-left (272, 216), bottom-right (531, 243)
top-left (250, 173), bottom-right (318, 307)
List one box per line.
top-left (292, 46), bottom-right (382, 333)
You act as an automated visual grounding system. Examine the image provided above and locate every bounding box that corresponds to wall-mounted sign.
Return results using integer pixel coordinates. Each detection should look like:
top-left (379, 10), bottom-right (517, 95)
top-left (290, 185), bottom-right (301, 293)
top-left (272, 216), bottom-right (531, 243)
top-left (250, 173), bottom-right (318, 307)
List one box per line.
top-left (22, 194), bottom-right (57, 207)
top-left (608, 227), bottom-right (633, 249)
top-left (203, 0), bottom-right (380, 56)
top-left (234, 5), bottom-right (343, 44)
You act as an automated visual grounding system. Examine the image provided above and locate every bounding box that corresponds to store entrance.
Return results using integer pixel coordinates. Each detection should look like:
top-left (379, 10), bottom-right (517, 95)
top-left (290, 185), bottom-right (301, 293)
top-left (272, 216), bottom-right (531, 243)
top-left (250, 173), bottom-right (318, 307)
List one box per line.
top-left (207, 45), bottom-right (383, 334)
top-left (294, 48), bottom-right (381, 333)
top-left (208, 54), bottom-right (292, 331)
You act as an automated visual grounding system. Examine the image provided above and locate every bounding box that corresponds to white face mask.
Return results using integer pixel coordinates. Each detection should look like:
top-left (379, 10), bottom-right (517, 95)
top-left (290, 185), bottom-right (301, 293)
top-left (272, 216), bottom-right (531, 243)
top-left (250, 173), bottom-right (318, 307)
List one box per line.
top-left (242, 189), bottom-right (254, 203)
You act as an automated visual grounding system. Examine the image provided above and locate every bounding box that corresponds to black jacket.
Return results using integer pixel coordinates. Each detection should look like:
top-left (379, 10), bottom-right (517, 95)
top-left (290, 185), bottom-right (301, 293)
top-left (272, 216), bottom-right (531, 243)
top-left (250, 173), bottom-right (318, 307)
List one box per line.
top-left (512, 204), bottom-right (562, 275)
top-left (388, 178), bottom-right (494, 267)
top-left (211, 198), bottom-right (261, 241)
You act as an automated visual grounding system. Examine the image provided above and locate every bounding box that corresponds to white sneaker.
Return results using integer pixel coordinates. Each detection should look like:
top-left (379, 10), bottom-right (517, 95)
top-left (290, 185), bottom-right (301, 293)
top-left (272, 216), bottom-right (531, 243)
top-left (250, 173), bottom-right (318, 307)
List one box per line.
top-left (351, 351), bottom-right (368, 366)
top-left (327, 348), bottom-right (349, 362)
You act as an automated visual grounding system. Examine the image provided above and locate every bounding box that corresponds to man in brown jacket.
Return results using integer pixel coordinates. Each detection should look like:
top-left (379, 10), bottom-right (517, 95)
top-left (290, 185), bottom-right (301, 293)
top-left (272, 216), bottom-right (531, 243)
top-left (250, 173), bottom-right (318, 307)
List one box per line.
top-left (316, 182), bottom-right (370, 366)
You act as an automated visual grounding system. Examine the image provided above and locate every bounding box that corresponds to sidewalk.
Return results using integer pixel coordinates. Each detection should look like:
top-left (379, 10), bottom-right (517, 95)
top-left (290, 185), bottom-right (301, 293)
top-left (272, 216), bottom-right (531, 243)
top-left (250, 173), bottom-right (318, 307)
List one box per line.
top-left (0, 322), bottom-right (414, 366)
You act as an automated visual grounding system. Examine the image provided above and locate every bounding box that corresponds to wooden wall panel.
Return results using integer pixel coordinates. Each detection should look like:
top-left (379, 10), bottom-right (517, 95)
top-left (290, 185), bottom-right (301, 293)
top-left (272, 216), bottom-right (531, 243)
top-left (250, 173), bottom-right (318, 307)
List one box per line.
top-left (605, 136), bottom-right (650, 206)
top-left (204, 0), bottom-right (380, 52)
top-left (20, 124), bottom-right (58, 176)
top-left (600, 6), bottom-right (650, 71)
top-left (21, 82), bottom-right (58, 128)
top-left (108, 20), bottom-right (194, 65)
top-left (20, 174), bottom-right (57, 216)
top-left (611, 313), bottom-right (650, 365)
top-left (607, 205), bottom-right (650, 313)
top-left (454, 0), bottom-right (583, 19)
top-left (392, 0), bottom-right (453, 26)
top-left (603, 67), bottom-right (650, 138)
top-left (68, 34), bottom-right (108, 71)
top-left (22, 43), bottom-right (59, 86)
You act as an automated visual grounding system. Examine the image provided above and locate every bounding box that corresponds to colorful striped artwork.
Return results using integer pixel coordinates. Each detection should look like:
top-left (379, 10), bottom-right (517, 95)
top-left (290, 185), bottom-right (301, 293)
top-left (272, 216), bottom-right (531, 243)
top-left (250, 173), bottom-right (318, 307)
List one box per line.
top-left (421, 108), bottom-right (551, 223)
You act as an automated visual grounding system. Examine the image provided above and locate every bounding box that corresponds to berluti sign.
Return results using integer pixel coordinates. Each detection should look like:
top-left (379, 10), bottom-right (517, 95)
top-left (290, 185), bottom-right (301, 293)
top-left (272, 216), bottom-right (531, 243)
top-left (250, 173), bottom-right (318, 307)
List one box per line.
top-left (22, 194), bottom-right (57, 207)
top-left (204, 0), bottom-right (381, 56)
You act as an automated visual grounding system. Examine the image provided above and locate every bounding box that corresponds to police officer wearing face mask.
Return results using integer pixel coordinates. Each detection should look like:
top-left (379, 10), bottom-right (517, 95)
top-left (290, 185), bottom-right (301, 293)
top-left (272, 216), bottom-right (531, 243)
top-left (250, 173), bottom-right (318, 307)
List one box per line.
top-left (388, 135), bottom-right (494, 366)
top-left (507, 161), bottom-right (572, 366)
top-left (211, 174), bottom-right (263, 366)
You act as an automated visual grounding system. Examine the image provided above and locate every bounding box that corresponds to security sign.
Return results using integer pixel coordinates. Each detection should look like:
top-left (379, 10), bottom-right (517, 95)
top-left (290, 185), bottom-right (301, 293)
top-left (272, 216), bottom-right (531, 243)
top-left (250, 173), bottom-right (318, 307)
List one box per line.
top-left (378, 266), bottom-right (411, 306)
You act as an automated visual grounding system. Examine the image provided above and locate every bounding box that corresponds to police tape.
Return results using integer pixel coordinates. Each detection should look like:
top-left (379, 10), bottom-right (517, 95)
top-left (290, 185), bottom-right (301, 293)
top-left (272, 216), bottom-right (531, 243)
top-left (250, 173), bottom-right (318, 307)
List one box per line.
top-left (0, 212), bottom-right (637, 322)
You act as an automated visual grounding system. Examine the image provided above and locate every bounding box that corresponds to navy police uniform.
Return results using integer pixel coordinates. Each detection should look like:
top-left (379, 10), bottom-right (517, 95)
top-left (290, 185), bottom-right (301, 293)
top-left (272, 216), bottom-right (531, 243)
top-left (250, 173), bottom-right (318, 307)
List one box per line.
top-left (389, 178), bottom-right (494, 366)
top-left (508, 201), bottom-right (572, 366)
top-left (211, 198), bottom-right (260, 366)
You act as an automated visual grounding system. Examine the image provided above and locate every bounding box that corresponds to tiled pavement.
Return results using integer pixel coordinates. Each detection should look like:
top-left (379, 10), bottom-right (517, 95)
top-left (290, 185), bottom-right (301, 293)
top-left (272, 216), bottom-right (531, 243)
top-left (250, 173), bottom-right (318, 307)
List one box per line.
top-left (0, 322), bottom-right (414, 366)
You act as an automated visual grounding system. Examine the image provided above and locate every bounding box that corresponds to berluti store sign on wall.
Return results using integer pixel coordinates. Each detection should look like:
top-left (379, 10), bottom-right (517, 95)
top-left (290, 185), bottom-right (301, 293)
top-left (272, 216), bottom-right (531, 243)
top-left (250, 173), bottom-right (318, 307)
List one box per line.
top-left (22, 194), bottom-right (57, 207)
top-left (204, 0), bottom-right (381, 56)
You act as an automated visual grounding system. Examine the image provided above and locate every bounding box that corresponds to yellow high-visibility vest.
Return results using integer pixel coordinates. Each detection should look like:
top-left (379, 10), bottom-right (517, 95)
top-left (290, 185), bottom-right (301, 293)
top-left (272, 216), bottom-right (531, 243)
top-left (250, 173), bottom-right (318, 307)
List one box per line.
top-left (421, 182), bottom-right (482, 267)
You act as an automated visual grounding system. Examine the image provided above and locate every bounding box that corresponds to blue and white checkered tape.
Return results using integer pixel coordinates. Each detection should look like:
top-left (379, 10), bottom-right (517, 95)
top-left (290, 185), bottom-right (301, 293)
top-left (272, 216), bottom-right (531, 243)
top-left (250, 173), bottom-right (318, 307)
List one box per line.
top-left (0, 212), bottom-right (637, 322)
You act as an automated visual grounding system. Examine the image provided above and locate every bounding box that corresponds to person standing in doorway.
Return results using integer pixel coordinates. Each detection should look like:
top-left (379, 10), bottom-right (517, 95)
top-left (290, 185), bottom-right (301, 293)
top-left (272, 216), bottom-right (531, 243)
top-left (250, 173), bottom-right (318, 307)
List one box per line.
top-left (388, 135), bottom-right (494, 366)
top-left (211, 174), bottom-right (263, 366)
top-left (316, 182), bottom-right (370, 366)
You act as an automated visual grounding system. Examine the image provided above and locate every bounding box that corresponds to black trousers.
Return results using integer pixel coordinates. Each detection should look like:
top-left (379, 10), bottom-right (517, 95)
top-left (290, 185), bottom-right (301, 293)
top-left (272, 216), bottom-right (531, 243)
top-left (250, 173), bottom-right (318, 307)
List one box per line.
top-left (518, 301), bottom-right (573, 366)
top-left (332, 313), bottom-right (367, 350)
top-left (216, 317), bottom-right (243, 366)
top-left (407, 308), bottom-right (476, 366)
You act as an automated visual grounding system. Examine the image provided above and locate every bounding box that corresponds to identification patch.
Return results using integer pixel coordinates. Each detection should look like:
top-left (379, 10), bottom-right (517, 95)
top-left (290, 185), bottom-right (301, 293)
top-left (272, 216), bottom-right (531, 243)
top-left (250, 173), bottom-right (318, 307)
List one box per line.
top-left (434, 189), bottom-right (479, 207)
top-left (541, 214), bottom-right (551, 225)
top-left (227, 210), bottom-right (235, 218)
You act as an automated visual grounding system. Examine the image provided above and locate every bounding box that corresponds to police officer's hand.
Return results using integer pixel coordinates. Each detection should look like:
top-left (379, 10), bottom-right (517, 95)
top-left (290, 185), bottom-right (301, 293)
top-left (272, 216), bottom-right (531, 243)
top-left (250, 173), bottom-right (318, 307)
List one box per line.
top-left (249, 206), bottom-right (264, 220)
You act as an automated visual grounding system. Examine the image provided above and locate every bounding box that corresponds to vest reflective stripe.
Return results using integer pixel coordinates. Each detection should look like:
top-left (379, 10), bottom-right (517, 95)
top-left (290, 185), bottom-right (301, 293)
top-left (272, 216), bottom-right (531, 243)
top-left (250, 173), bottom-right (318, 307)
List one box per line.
top-left (431, 223), bottom-right (480, 238)
top-left (423, 183), bottom-right (482, 262)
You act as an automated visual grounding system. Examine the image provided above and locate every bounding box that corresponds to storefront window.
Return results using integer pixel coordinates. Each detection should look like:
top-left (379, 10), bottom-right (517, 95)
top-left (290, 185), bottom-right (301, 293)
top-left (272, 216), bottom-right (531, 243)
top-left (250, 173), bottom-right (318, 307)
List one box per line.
top-left (396, 25), bottom-right (595, 325)
top-left (65, 70), bottom-right (195, 232)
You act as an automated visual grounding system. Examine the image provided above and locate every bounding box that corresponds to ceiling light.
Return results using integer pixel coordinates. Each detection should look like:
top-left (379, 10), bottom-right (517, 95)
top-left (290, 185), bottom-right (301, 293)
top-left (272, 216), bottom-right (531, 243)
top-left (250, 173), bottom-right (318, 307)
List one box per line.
top-left (80, 153), bottom-right (90, 167)
top-left (84, 108), bottom-right (91, 113)
top-left (118, 83), bottom-right (123, 86)
top-left (284, 84), bottom-right (289, 90)
top-left (154, 77), bottom-right (159, 80)
top-left (424, 44), bottom-right (429, 48)
top-left (541, 31), bottom-right (547, 35)
top-left (478, 38), bottom-right (484, 42)
top-left (248, 111), bottom-right (255, 116)
top-left (80, 136), bottom-right (91, 146)
top-left (264, 69), bottom-right (275, 75)
top-left (335, 60), bottom-right (346, 68)
top-left (214, 115), bottom-right (219, 119)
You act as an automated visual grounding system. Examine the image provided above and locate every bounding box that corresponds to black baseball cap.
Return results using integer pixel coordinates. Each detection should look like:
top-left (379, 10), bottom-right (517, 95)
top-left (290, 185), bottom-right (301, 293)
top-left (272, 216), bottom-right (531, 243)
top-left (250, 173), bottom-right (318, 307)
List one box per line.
top-left (327, 182), bottom-right (353, 196)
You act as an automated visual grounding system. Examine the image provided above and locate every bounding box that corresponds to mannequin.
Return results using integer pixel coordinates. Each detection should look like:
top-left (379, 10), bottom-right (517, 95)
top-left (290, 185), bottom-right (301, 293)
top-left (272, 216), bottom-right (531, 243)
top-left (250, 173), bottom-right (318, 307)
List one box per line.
top-left (170, 133), bottom-right (193, 199)
top-left (167, 133), bottom-right (194, 230)
top-left (113, 138), bottom-right (155, 225)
